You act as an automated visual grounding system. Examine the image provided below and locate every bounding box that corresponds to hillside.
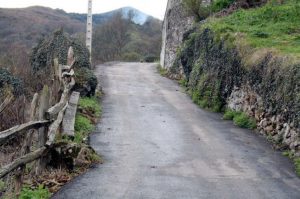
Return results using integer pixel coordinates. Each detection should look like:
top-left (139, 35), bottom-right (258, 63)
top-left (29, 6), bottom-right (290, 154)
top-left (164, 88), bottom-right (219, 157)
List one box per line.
top-left (0, 6), bottom-right (84, 51)
top-left (0, 6), bottom-right (161, 63)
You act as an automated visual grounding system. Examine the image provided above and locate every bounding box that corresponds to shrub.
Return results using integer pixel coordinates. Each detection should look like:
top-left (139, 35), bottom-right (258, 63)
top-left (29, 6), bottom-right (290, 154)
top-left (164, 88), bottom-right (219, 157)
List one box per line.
top-left (233, 112), bottom-right (257, 129)
top-left (223, 109), bottom-right (239, 120)
top-left (75, 67), bottom-right (98, 97)
top-left (144, 55), bottom-right (158, 63)
top-left (19, 185), bottom-right (50, 199)
top-left (223, 109), bottom-right (256, 129)
top-left (0, 68), bottom-right (23, 97)
top-left (31, 29), bottom-right (91, 73)
top-left (122, 52), bottom-right (141, 62)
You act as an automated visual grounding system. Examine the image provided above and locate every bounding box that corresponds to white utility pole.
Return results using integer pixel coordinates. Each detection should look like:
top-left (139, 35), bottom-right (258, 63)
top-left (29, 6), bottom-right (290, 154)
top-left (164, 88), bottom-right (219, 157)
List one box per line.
top-left (86, 0), bottom-right (93, 61)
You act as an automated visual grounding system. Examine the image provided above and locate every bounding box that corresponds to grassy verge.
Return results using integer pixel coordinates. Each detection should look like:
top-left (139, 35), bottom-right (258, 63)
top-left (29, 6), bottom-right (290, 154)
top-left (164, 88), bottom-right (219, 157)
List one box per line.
top-left (204, 0), bottom-right (300, 57)
top-left (156, 64), bottom-right (168, 76)
top-left (283, 151), bottom-right (300, 176)
top-left (74, 96), bottom-right (102, 144)
top-left (223, 109), bottom-right (257, 129)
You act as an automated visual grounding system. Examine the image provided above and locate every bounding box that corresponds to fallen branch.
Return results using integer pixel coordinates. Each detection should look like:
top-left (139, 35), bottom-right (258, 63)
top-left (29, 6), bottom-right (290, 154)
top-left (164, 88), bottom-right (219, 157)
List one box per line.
top-left (0, 147), bottom-right (48, 178)
top-left (0, 121), bottom-right (50, 144)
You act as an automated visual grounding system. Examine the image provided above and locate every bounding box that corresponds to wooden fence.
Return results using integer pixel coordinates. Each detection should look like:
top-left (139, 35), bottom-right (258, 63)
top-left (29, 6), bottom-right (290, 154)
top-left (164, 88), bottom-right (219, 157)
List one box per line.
top-left (0, 46), bottom-right (80, 192)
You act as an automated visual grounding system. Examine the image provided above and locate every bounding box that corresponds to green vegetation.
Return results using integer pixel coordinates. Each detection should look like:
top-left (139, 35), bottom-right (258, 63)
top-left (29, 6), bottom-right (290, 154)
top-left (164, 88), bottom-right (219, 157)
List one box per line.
top-left (233, 112), bottom-right (257, 129)
top-left (205, 0), bottom-right (300, 56)
top-left (79, 97), bottom-right (102, 117)
top-left (189, 72), bottom-right (223, 112)
top-left (74, 115), bottom-right (93, 144)
top-left (19, 185), bottom-right (50, 199)
top-left (282, 151), bottom-right (300, 176)
top-left (0, 68), bottom-right (23, 97)
top-left (157, 65), bottom-right (168, 76)
top-left (178, 78), bottom-right (188, 87)
top-left (211, 0), bottom-right (235, 12)
top-left (191, 88), bottom-right (222, 112)
top-left (93, 12), bottom-right (161, 63)
top-left (74, 97), bottom-right (102, 144)
top-left (0, 180), bottom-right (5, 192)
top-left (223, 109), bottom-right (241, 120)
top-left (295, 158), bottom-right (300, 176)
top-left (182, 0), bottom-right (211, 21)
top-left (223, 109), bottom-right (257, 129)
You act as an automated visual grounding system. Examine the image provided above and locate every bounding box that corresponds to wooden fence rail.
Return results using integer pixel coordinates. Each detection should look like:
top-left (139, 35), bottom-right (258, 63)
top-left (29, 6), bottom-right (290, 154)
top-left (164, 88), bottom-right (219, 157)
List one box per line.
top-left (0, 121), bottom-right (50, 145)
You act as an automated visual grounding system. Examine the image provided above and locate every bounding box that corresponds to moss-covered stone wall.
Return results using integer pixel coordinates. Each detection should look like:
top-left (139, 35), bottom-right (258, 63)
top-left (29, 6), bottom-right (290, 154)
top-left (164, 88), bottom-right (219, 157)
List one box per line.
top-left (171, 27), bottom-right (300, 155)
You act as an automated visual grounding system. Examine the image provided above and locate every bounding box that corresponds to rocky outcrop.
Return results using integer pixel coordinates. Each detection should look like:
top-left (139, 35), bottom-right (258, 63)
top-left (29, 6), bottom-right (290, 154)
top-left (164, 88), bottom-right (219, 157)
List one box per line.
top-left (160, 0), bottom-right (194, 69)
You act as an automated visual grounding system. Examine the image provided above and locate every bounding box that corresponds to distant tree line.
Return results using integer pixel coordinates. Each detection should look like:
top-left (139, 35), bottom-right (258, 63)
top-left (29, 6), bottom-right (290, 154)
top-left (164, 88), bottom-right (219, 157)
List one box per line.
top-left (92, 11), bottom-right (162, 63)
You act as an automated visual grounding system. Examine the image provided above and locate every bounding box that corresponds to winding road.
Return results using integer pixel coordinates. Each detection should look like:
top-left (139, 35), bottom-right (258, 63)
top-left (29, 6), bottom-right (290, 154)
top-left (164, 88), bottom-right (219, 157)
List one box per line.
top-left (53, 62), bottom-right (300, 199)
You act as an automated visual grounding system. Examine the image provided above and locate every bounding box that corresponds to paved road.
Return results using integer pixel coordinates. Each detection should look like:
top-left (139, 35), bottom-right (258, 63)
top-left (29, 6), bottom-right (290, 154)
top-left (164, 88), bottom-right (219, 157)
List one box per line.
top-left (53, 62), bottom-right (300, 199)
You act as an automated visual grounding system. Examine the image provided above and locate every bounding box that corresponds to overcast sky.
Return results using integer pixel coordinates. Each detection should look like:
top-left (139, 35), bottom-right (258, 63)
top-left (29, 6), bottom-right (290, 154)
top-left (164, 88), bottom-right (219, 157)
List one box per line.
top-left (0, 0), bottom-right (168, 19)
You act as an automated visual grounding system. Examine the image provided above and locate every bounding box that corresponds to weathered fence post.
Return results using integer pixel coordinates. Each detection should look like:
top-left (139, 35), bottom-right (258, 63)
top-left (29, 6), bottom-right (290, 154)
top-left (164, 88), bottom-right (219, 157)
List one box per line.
top-left (36, 86), bottom-right (50, 175)
top-left (62, 92), bottom-right (80, 137)
top-left (14, 93), bottom-right (39, 194)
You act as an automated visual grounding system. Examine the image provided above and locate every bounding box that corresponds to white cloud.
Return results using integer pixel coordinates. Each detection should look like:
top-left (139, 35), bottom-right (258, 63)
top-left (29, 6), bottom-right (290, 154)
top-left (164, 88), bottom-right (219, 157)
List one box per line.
top-left (0, 0), bottom-right (168, 19)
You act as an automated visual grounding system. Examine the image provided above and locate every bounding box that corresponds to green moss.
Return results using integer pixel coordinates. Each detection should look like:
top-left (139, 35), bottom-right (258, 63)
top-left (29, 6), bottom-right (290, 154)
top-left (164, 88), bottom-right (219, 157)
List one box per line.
top-left (205, 0), bottom-right (300, 57)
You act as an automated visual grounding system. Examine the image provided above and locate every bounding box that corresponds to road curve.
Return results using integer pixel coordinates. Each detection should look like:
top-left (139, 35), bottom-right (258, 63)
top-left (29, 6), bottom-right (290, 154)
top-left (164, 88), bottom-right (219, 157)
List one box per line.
top-left (52, 62), bottom-right (300, 199)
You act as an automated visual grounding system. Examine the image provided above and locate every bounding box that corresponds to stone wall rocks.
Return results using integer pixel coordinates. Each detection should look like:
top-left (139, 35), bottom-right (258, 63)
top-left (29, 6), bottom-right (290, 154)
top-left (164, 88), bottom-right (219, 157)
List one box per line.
top-left (160, 0), bottom-right (194, 69)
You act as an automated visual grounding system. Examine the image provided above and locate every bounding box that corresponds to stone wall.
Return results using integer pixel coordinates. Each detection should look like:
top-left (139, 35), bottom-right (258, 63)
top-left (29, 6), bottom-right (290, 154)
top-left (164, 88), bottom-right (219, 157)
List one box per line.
top-left (160, 0), bottom-right (194, 69)
top-left (171, 28), bottom-right (300, 156)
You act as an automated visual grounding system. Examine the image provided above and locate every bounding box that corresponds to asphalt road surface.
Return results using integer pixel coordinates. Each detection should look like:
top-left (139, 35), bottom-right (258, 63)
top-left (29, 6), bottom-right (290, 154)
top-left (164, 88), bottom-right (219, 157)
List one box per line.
top-left (52, 62), bottom-right (300, 199)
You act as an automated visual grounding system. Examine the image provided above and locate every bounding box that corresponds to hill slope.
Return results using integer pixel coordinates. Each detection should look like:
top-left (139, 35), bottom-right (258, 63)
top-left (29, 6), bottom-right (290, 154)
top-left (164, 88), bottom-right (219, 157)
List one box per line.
top-left (0, 6), bottom-right (161, 60)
